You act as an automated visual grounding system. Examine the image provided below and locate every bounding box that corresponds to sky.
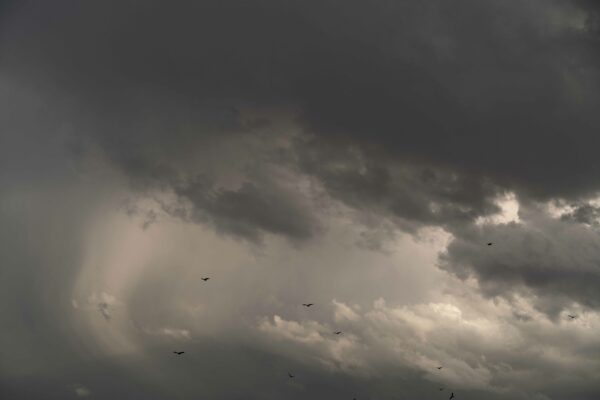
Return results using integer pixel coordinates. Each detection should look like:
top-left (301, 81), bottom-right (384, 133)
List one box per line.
top-left (1, 1), bottom-right (600, 399)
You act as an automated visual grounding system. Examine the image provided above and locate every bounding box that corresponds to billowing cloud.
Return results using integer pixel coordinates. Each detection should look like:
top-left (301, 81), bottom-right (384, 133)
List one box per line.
top-left (259, 296), bottom-right (600, 399)
top-left (2, 0), bottom-right (600, 235)
top-left (441, 203), bottom-right (600, 315)
top-left (2, 1), bottom-right (600, 399)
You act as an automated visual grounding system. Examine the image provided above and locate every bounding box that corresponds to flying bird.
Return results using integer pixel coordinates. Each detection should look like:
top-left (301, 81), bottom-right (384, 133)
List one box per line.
top-left (302, 303), bottom-right (314, 307)
top-left (449, 392), bottom-right (455, 399)
top-left (568, 314), bottom-right (577, 319)
top-left (334, 331), bottom-right (343, 335)
top-left (288, 372), bottom-right (295, 378)
top-left (487, 242), bottom-right (493, 246)
top-left (437, 366), bottom-right (443, 369)
top-left (173, 351), bottom-right (185, 355)
top-left (201, 277), bottom-right (210, 281)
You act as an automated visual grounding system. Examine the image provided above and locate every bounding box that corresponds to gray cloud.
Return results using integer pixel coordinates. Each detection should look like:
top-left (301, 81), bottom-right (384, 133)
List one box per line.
top-left (174, 174), bottom-right (319, 243)
top-left (257, 295), bottom-right (600, 400)
top-left (561, 202), bottom-right (600, 226)
top-left (97, 302), bottom-right (111, 321)
top-left (294, 139), bottom-right (503, 232)
top-left (441, 204), bottom-right (600, 315)
top-left (2, 0), bottom-right (600, 200)
top-left (3, 1), bottom-right (600, 399)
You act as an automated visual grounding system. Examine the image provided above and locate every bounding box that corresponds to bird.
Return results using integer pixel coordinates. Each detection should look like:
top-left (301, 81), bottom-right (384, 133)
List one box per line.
top-left (439, 388), bottom-right (444, 391)
top-left (449, 392), bottom-right (455, 399)
top-left (288, 372), bottom-right (295, 378)
top-left (201, 277), bottom-right (210, 281)
top-left (437, 366), bottom-right (443, 370)
top-left (302, 303), bottom-right (314, 307)
top-left (173, 351), bottom-right (185, 355)
top-left (334, 331), bottom-right (343, 335)
top-left (487, 242), bottom-right (493, 246)
top-left (568, 314), bottom-right (577, 319)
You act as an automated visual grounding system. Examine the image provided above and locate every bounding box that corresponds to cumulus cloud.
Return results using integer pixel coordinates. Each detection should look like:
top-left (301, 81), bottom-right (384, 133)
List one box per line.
top-left (258, 295), bottom-right (600, 399)
top-left (441, 203), bottom-right (600, 315)
top-left (332, 300), bottom-right (361, 323)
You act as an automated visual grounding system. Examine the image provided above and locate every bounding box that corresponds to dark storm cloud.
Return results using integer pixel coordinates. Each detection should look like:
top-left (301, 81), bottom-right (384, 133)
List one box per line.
top-left (174, 175), bottom-right (318, 242)
top-left (3, 0), bottom-right (600, 207)
top-left (561, 202), bottom-right (600, 225)
top-left (1, 0), bottom-right (600, 275)
top-left (294, 138), bottom-right (503, 232)
top-left (3, 3), bottom-right (600, 398)
top-left (440, 205), bottom-right (600, 316)
top-left (3, 0), bottom-right (600, 303)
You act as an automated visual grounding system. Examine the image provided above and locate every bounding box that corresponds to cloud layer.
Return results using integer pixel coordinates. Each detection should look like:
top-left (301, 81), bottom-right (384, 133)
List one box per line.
top-left (2, 1), bottom-right (600, 399)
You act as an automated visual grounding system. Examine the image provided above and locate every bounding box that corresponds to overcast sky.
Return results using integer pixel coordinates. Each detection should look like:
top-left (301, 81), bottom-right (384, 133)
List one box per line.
top-left (2, 1), bottom-right (600, 399)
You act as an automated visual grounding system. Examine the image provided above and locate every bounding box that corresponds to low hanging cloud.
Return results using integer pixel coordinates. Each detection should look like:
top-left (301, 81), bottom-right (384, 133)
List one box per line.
top-left (174, 174), bottom-right (319, 243)
top-left (3, 0), bottom-right (600, 240)
top-left (441, 203), bottom-right (600, 315)
top-left (3, 1), bottom-right (600, 399)
top-left (259, 297), bottom-right (600, 399)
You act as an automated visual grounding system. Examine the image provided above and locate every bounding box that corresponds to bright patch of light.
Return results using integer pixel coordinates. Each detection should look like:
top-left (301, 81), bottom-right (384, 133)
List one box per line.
top-left (546, 200), bottom-right (576, 218)
top-left (476, 192), bottom-right (520, 225)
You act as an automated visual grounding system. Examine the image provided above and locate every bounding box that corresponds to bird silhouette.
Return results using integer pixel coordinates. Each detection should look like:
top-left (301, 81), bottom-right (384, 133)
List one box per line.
top-left (487, 242), bottom-right (493, 246)
top-left (568, 314), bottom-right (577, 319)
top-left (437, 366), bottom-right (443, 369)
top-left (449, 392), bottom-right (455, 399)
top-left (201, 277), bottom-right (210, 281)
top-left (302, 303), bottom-right (314, 307)
top-left (288, 372), bottom-right (295, 378)
top-left (173, 351), bottom-right (185, 355)
top-left (334, 331), bottom-right (342, 335)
